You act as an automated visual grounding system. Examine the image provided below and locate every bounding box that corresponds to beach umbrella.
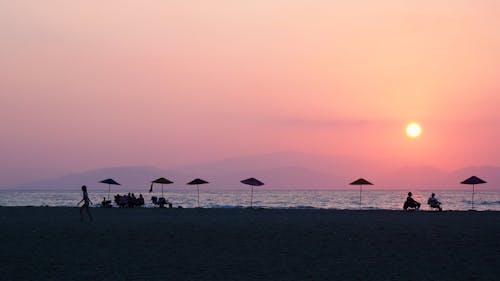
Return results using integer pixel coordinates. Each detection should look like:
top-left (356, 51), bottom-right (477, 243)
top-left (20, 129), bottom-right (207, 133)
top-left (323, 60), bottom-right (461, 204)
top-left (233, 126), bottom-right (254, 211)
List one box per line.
top-left (187, 178), bottom-right (209, 208)
top-left (461, 176), bottom-right (486, 210)
top-left (100, 178), bottom-right (121, 201)
top-left (241, 178), bottom-right (264, 208)
top-left (151, 177), bottom-right (174, 199)
top-left (350, 178), bottom-right (373, 209)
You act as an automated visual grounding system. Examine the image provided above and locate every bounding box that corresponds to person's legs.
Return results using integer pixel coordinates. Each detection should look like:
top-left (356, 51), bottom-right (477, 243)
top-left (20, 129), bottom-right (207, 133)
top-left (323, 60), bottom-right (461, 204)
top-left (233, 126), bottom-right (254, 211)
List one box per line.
top-left (80, 206), bottom-right (85, 221)
top-left (86, 206), bottom-right (93, 221)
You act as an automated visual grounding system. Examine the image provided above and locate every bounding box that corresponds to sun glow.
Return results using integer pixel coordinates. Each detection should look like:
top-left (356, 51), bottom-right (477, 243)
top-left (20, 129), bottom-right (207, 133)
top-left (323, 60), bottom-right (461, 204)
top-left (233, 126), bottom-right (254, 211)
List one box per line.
top-left (406, 123), bottom-right (422, 138)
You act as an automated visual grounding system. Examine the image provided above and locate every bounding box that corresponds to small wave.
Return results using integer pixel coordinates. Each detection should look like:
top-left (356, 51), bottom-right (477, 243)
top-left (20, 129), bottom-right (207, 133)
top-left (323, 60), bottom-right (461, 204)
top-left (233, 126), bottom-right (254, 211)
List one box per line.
top-left (204, 205), bottom-right (320, 210)
top-left (362, 206), bottom-right (384, 210)
top-left (286, 205), bottom-right (319, 209)
top-left (477, 201), bottom-right (500, 206)
top-left (206, 205), bottom-right (245, 209)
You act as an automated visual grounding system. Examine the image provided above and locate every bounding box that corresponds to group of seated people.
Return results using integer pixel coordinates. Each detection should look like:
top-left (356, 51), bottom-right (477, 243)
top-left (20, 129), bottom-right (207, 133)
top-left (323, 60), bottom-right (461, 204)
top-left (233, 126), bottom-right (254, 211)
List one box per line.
top-left (106, 193), bottom-right (145, 208)
top-left (101, 193), bottom-right (180, 208)
top-left (403, 192), bottom-right (442, 211)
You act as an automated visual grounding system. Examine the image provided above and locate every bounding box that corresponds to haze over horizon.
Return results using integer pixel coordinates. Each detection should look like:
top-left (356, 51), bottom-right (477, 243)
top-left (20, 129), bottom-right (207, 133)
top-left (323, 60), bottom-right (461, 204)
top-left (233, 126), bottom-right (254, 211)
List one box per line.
top-left (8, 151), bottom-right (500, 190)
top-left (2, 1), bottom-right (500, 187)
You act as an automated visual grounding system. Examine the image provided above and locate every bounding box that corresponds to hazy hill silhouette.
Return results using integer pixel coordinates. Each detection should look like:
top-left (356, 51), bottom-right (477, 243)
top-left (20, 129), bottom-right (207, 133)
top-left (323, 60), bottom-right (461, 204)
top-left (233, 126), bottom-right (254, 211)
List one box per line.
top-left (15, 151), bottom-right (500, 190)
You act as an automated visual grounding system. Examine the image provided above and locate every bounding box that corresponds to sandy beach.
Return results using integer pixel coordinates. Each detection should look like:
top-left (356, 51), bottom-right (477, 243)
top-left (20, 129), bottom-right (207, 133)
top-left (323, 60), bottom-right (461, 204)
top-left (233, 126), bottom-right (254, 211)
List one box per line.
top-left (0, 207), bottom-right (499, 281)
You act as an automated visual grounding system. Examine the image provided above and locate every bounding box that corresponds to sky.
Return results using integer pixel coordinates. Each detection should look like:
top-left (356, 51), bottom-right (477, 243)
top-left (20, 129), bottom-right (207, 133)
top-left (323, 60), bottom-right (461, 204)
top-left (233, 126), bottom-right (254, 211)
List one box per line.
top-left (1, 1), bottom-right (500, 186)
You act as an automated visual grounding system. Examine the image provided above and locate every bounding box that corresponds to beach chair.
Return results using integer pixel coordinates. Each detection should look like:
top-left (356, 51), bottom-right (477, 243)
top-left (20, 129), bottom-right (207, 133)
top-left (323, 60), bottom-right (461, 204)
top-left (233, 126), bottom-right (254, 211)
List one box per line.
top-left (428, 202), bottom-right (443, 211)
top-left (101, 200), bottom-right (112, 208)
top-left (151, 196), bottom-right (171, 208)
top-left (152, 196), bottom-right (164, 208)
top-left (403, 201), bottom-right (420, 211)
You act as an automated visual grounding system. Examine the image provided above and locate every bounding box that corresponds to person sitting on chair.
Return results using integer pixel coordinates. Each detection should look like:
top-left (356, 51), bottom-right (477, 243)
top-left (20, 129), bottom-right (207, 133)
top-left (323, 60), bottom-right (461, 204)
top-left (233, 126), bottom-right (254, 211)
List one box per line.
top-left (101, 197), bottom-right (111, 208)
top-left (403, 192), bottom-right (421, 210)
top-left (427, 193), bottom-right (442, 211)
top-left (157, 197), bottom-right (167, 208)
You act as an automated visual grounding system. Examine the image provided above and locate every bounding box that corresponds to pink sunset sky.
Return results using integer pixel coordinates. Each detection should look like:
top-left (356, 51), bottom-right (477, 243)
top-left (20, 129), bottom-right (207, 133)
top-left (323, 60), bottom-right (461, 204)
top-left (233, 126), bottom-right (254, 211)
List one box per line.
top-left (1, 1), bottom-right (499, 187)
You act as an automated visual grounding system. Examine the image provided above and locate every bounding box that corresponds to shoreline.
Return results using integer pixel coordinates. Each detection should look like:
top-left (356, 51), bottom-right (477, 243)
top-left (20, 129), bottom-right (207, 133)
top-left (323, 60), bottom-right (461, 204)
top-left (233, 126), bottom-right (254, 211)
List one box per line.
top-left (2, 205), bottom-right (500, 212)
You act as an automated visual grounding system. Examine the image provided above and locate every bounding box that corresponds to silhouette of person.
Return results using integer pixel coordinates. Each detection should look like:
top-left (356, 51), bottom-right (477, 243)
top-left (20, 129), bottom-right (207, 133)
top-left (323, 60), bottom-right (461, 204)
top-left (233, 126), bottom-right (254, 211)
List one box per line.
top-left (427, 193), bottom-right (442, 211)
top-left (403, 192), bottom-right (421, 210)
top-left (78, 185), bottom-right (93, 221)
top-left (101, 197), bottom-right (111, 208)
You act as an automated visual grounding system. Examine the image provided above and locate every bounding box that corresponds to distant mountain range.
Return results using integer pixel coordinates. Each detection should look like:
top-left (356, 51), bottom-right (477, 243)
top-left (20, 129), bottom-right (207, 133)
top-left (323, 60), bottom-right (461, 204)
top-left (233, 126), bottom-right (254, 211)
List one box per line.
top-left (15, 151), bottom-right (500, 190)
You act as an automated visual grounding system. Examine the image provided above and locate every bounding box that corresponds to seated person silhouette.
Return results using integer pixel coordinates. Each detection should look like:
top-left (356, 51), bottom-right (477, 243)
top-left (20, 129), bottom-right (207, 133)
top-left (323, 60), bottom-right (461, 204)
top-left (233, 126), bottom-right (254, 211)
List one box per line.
top-left (158, 197), bottom-right (167, 207)
top-left (403, 192), bottom-right (421, 210)
top-left (101, 197), bottom-right (111, 208)
top-left (427, 193), bottom-right (442, 211)
top-left (115, 194), bottom-right (128, 208)
top-left (151, 196), bottom-right (173, 208)
top-left (137, 194), bottom-right (145, 206)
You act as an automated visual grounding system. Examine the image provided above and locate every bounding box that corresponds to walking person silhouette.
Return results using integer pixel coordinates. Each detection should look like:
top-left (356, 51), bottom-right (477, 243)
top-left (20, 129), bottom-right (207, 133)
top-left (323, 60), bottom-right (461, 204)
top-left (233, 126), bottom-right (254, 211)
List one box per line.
top-left (78, 185), bottom-right (93, 221)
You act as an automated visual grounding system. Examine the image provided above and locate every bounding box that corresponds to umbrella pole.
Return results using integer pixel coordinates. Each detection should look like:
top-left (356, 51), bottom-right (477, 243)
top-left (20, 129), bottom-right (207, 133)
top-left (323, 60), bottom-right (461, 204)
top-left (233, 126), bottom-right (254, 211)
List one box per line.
top-left (108, 184), bottom-right (110, 201)
top-left (197, 185), bottom-right (200, 208)
top-left (472, 184), bottom-right (475, 210)
top-left (251, 186), bottom-right (254, 208)
top-left (161, 184), bottom-right (164, 199)
top-left (359, 185), bottom-right (362, 209)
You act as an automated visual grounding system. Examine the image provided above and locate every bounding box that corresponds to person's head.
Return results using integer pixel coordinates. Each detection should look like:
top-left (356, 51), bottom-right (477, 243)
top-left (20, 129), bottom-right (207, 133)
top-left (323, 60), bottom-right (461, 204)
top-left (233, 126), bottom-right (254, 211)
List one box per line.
top-left (408, 192), bottom-right (412, 197)
top-left (81, 185), bottom-right (87, 192)
top-left (431, 193), bottom-right (435, 197)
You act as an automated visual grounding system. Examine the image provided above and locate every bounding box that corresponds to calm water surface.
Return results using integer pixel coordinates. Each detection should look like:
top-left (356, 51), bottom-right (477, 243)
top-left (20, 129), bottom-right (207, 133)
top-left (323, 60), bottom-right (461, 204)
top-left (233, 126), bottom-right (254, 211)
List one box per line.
top-left (1, 188), bottom-right (500, 211)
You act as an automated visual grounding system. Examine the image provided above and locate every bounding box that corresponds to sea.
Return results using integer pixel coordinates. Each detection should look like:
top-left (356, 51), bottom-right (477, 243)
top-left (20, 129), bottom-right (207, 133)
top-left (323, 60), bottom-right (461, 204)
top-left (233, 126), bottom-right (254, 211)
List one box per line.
top-left (1, 188), bottom-right (500, 211)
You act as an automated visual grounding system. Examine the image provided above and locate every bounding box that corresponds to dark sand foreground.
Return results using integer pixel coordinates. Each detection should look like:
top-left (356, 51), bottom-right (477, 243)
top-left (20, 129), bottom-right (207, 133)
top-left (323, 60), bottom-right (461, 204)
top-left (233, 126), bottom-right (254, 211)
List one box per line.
top-left (0, 207), bottom-right (499, 281)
